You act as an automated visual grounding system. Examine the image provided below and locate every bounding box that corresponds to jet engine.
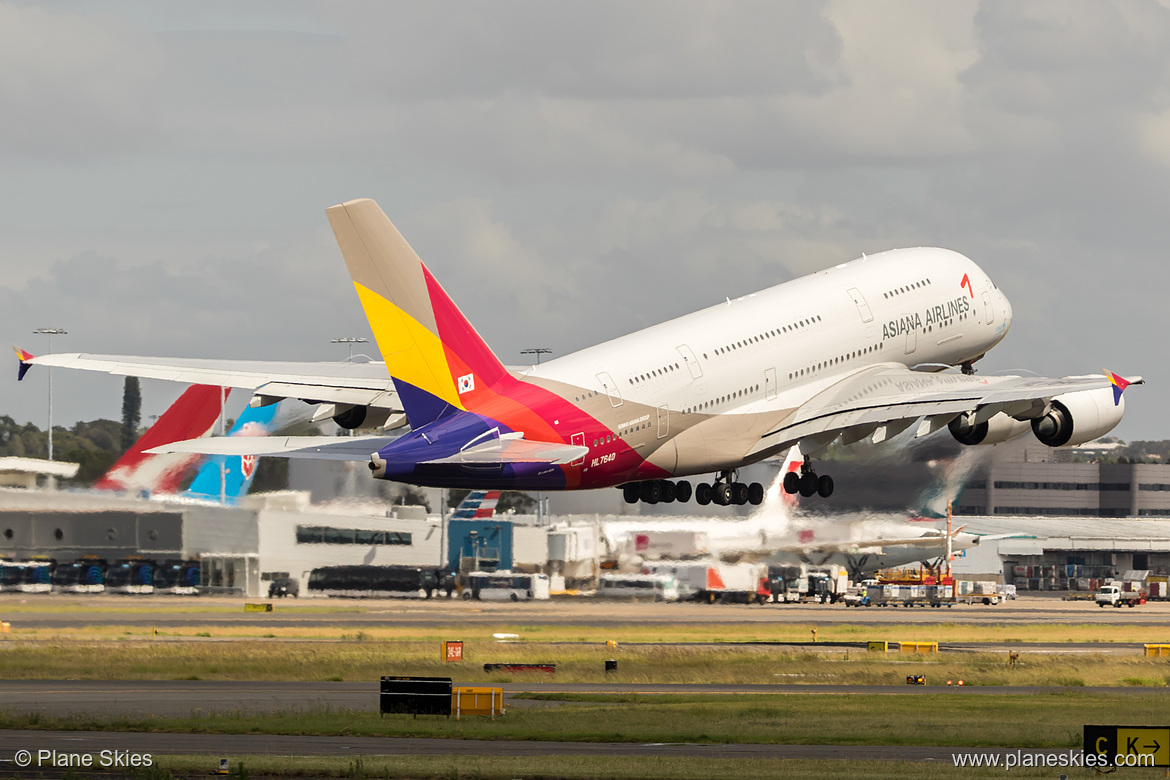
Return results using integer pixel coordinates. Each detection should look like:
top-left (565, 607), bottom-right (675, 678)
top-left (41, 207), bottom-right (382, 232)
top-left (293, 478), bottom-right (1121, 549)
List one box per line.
top-left (1031, 387), bottom-right (1125, 447)
top-left (314, 403), bottom-right (407, 431)
top-left (948, 412), bottom-right (1032, 446)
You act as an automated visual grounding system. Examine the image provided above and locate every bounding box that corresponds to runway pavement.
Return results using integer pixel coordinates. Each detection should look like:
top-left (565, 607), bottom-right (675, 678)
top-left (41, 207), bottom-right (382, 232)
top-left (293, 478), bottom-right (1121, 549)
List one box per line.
top-left (0, 728), bottom-right (1092, 764)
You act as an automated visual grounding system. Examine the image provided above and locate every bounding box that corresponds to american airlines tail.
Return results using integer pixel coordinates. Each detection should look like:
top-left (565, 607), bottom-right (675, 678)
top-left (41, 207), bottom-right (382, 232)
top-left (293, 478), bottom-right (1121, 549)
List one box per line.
top-left (95, 386), bottom-right (228, 494)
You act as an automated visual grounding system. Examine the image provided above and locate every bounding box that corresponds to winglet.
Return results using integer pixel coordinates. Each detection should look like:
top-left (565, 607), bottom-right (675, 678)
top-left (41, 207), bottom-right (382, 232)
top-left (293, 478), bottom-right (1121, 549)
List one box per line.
top-left (1103, 370), bottom-right (1143, 406)
top-left (13, 347), bottom-right (35, 381)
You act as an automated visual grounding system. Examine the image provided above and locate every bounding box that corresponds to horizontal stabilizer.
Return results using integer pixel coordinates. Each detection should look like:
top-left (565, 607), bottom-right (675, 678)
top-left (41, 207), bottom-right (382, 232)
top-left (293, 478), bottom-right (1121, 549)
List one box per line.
top-left (147, 435), bottom-right (398, 462)
top-left (420, 434), bottom-right (588, 466)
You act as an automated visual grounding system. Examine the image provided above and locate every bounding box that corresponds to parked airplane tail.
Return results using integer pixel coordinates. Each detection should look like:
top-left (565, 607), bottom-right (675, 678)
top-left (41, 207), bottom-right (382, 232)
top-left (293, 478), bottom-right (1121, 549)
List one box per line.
top-left (450, 490), bottom-right (501, 519)
top-left (182, 400), bottom-right (283, 503)
top-left (326, 199), bottom-right (512, 430)
top-left (95, 385), bottom-right (229, 494)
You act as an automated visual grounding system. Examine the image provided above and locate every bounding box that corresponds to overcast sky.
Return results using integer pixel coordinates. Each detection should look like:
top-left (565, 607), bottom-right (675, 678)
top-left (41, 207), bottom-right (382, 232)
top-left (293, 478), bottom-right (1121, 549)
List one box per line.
top-left (2, 0), bottom-right (1167, 443)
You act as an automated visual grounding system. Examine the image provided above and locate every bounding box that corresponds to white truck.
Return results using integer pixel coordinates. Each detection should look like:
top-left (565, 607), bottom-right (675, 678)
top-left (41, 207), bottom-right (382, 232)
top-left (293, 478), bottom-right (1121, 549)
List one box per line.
top-left (642, 560), bottom-right (763, 603)
top-left (1095, 585), bottom-right (1141, 608)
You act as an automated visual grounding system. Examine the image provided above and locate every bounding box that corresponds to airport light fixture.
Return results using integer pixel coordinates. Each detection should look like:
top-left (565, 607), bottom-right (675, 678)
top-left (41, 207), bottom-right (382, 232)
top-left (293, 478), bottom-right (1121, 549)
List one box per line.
top-left (521, 348), bottom-right (552, 365)
top-left (332, 337), bottom-right (368, 359)
top-left (32, 328), bottom-right (67, 462)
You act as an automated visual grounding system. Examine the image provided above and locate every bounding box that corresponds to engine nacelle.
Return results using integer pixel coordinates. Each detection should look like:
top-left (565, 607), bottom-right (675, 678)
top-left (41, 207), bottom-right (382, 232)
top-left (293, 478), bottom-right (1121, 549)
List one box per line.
top-left (333, 405), bottom-right (407, 431)
top-left (1031, 388), bottom-right (1125, 447)
top-left (949, 412), bottom-right (1032, 446)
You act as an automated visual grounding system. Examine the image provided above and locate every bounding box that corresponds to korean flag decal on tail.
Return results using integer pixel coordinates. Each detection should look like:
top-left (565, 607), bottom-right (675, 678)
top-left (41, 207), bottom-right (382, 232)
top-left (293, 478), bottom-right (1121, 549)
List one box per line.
top-left (458, 373), bottom-right (475, 394)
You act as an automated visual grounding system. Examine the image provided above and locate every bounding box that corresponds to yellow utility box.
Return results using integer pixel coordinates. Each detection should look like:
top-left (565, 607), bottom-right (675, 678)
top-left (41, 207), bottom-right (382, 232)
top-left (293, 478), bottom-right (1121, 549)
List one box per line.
top-left (900, 641), bottom-right (938, 654)
top-left (452, 687), bottom-right (504, 719)
top-left (1144, 644), bottom-right (1170, 657)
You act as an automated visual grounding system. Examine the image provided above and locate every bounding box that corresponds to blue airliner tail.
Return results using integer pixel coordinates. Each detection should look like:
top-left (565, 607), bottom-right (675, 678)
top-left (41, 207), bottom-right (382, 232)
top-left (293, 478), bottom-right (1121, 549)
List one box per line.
top-left (183, 402), bottom-right (281, 503)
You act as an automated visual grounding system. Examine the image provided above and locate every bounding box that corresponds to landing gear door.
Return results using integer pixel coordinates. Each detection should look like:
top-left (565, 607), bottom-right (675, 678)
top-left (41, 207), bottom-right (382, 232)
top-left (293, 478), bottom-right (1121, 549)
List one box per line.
top-left (764, 367), bottom-right (777, 400)
top-left (656, 405), bottom-right (668, 439)
top-left (595, 372), bottom-right (623, 407)
top-left (676, 344), bottom-right (703, 379)
top-left (570, 432), bottom-right (585, 466)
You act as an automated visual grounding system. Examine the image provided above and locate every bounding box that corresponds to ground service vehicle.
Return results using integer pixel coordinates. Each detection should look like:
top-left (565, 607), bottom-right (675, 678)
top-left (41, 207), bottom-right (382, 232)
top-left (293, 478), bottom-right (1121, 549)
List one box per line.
top-left (1095, 585), bottom-right (1141, 607)
top-left (463, 572), bottom-right (550, 601)
top-left (308, 565), bottom-right (447, 599)
top-left (597, 573), bottom-right (680, 602)
top-left (51, 558), bottom-right (106, 593)
top-left (268, 577), bottom-right (299, 598)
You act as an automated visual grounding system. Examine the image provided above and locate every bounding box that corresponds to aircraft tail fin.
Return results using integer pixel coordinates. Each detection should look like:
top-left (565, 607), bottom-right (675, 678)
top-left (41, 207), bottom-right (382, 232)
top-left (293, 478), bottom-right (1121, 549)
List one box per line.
top-left (326, 199), bottom-right (511, 430)
top-left (95, 385), bottom-right (228, 494)
top-left (183, 399), bottom-right (282, 504)
top-left (450, 490), bottom-right (502, 519)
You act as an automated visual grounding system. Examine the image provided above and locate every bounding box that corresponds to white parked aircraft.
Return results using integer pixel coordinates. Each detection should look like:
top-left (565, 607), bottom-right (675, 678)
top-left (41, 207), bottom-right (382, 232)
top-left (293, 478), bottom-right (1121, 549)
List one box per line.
top-left (16, 199), bottom-right (1140, 509)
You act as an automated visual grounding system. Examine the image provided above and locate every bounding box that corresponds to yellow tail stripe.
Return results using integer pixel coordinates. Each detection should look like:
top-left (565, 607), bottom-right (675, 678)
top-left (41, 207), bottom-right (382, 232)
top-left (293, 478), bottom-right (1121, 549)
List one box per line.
top-left (354, 282), bottom-right (464, 410)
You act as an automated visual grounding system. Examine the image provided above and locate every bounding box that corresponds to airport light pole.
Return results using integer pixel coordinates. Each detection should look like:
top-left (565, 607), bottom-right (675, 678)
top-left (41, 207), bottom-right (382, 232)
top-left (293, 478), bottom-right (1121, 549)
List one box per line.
top-left (522, 348), bottom-right (553, 525)
top-left (33, 328), bottom-right (67, 462)
top-left (521, 347), bottom-right (552, 365)
top-left (332, 337), bottom-right (368, 359)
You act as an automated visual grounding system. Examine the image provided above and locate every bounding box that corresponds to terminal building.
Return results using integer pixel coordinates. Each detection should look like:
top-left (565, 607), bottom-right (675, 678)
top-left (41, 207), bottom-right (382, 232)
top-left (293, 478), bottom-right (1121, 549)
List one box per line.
top-left (4, 435), bottom-right (1170, 595)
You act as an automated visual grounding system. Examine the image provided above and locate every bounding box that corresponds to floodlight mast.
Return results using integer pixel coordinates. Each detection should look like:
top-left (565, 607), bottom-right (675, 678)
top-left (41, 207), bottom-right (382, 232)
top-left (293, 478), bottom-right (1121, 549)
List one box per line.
top-left (332, 336), bottom-right (369, 360)
top-left (32, 328), bottom-right (67, 463)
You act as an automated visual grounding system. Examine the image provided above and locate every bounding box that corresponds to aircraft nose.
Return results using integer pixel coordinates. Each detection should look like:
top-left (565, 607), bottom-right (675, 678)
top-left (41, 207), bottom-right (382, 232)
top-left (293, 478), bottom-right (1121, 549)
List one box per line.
top-left (999, 289), bottom-right (1013, 332)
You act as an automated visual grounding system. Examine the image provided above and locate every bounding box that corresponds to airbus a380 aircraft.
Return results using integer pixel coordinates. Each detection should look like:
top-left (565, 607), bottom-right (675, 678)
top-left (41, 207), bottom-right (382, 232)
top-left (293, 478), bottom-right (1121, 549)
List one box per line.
top-left (17, 199), bottom-right (1140, 509)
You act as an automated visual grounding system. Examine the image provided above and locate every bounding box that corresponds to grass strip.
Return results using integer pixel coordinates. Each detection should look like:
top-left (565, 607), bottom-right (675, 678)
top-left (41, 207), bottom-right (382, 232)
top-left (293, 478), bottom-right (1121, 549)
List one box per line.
top-left (1, 639), bottom-right (1169, 687)
top-left (2, 692), bottom-right (1166, 748)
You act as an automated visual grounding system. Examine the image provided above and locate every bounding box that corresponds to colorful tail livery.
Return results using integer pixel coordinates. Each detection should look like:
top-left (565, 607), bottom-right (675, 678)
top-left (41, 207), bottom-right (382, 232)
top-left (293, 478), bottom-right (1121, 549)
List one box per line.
top-left (450, 490), bottom-right (502, 519)
top-left (325, 199), bottom-right (592, 489)
top-left (95, 386), bottom-right (229, 494)
top-left (182, 400), bottom-right (283, 503)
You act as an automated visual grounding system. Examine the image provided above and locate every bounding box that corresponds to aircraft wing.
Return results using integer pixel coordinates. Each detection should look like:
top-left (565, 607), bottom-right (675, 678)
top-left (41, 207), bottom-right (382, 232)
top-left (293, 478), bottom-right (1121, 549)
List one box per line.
top-left (420, 434), bottom-right (589, 466)
top-left (16, 352), bottom-right (401, 410)
top-left (147, 435), bottom-right (397, 462)
top-left (775, 535), bottom-right (950, 555)
top-left (749, 364), bottom-right (1128, 458)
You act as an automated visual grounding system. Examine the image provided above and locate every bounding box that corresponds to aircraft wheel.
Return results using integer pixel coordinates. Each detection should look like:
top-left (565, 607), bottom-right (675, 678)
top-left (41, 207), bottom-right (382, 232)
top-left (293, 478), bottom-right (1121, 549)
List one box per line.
top-left (817, 474), bottom-right (834, 498)
top-left (641, 481), bottom-right (662, 504)
top-left (799, 473), bottom-right (818, 497)
top-left (623, 484), bottom-right (640, 504)
top-left (714, 483), bottom-right (733, 506)
top-left (747, 482), bottom-right (765, 505)
top-left (732, 482), bottom-right (750, 505)
top-left (660, 480), bottom-right (677, 503)
top-left (675, 481), bottom-right (693, 503)
top-left (695, 483), bottom-right (713, 505)
top-left (783, 471), bottom-right (801, 494)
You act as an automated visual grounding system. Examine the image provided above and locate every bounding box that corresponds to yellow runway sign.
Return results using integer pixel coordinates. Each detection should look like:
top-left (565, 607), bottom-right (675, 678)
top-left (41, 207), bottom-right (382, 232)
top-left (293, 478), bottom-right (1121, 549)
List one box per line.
top-left (1084, 725), bottom-right (1169, 767)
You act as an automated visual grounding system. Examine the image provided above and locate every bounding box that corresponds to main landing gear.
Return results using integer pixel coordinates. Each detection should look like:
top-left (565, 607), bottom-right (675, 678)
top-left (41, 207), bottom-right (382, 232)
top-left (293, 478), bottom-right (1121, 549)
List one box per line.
top-left (623, 480), bottom-right (693, 505)
top-left (782, 459), bottom-right (834, 498)
top-left (695, 471), bottom-right (764, 507)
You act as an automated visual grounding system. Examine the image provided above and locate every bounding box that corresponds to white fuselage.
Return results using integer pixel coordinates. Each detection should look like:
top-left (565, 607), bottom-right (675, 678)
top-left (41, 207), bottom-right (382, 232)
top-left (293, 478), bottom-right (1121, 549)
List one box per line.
top-left (531, 248), bottom-right (1012, 429)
